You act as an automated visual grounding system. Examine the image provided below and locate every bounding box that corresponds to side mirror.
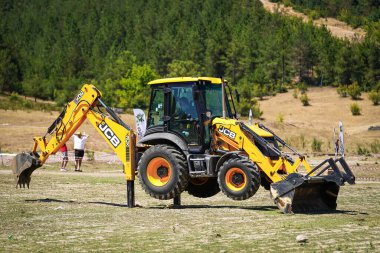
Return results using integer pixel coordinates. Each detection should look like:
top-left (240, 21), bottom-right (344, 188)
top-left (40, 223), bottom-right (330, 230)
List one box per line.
top-left (235, 89), bottom-right (240, 103)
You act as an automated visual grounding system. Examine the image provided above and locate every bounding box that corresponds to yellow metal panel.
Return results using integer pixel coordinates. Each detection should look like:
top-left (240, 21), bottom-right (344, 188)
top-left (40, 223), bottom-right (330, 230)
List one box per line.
top-left (212, 118), bottom-right (272, 137)
top-left (86, 110), bottom-right (136, 180)
top-left (247, 125), bottom-right (273, 137)
top-left (212, 119), bottom-right (283, 183)
top-left (148, 77), bottom-right (223, 85)
top-left (36, 84), bottom-right (101, 164)
top-left (212, 117), bottom-right (238, 126)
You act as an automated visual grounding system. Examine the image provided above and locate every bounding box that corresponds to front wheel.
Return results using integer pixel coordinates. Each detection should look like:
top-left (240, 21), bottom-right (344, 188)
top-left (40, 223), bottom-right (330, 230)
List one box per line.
top-left (137, 145), bottom-right (189, 200)
top-left (218, 157), bottom-right (260, 200)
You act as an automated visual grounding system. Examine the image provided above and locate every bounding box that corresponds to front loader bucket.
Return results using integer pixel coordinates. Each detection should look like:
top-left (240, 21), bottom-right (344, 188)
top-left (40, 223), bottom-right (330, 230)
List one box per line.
top-left (12, 152), bottom-right (41, 188)
top-left (270, 174), bottom-right (340, 213)
top-left (270, 158), bottom-right (355, 214)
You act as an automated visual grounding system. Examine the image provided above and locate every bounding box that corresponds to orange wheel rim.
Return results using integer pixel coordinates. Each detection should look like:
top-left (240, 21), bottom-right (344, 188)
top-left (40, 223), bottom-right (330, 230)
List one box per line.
top-left (147, 157), bottom-right (171, 186)
top-left (225, 167), bottom-right (247, 191)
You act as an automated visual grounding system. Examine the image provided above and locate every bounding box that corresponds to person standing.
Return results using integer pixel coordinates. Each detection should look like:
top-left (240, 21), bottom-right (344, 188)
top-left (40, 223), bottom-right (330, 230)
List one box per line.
top-left (60, 143), bottom-right (69, 172)
top-left (73, 131), bottom-right (89, 172)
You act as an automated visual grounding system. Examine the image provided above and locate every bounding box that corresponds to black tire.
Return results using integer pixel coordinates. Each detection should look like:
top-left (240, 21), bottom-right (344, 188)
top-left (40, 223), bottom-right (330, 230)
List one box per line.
top-left (217, 157), bottom-right (260, 200)
top-left (137, 144), bottom-right (189, 200)
top-left (187, 177), bottom-right (220, 198)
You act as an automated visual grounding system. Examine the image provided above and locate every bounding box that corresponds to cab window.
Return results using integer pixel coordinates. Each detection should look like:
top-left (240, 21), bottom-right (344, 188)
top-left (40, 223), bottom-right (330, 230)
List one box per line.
top-left (147, 88), bottom-right (164, 128)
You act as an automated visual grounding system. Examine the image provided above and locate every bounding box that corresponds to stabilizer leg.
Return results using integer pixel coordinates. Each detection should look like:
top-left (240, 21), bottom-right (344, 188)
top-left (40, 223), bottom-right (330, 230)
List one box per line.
top-left (173, 194), bottom-right (181, 206)
top-left (127, 180), bottom-right (135, 208)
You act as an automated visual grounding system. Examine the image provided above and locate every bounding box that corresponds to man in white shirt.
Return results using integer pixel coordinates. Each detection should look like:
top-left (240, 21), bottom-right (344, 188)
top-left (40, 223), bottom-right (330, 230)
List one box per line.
top-left (73, 131), bottom-right (89, 172)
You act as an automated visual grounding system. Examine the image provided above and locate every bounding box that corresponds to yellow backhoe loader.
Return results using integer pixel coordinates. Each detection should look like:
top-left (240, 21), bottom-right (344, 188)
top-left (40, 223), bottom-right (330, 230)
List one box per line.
top-left (13, 77), bottom-right (355, 213)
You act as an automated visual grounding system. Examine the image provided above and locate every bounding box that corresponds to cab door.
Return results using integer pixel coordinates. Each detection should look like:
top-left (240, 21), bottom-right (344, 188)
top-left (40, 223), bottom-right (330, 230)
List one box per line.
top-left (168, 83), bottom-right (202, 148)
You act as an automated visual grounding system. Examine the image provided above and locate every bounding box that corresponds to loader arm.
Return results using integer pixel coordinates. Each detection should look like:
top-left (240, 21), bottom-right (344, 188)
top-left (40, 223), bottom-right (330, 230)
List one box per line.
top-left (212, 119), bottom-right (355, 213)
top-left (13, 84), bottom-right (136, 189)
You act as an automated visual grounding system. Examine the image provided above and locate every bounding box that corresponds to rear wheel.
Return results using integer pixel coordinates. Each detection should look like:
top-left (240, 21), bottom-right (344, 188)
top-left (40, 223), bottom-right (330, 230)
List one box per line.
top-left (218, 157), bottom-right (260, 200)
top-left (138, 144), bottom-right (189, 200)
top-left (187, 177), bottom-right (220, 198)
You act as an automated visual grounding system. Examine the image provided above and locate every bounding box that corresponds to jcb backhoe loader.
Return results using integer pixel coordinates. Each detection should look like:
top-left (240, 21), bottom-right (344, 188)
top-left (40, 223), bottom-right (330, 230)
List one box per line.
top-left (14, 77), bottom-right (355, 213)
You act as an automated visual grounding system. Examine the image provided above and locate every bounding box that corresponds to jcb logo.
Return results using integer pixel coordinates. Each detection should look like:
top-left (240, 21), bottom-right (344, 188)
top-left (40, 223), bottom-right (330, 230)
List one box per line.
top-left (218, 126), bottom-right (236, 139)
top-left (74, 90), bottom-right (84, 104)
top-left (98, 121), bottom-right (121, 148)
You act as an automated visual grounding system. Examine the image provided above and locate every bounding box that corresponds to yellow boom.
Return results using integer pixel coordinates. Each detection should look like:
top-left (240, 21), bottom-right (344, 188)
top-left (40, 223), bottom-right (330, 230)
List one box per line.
top-left (13, 84), bottom-right (136, 206)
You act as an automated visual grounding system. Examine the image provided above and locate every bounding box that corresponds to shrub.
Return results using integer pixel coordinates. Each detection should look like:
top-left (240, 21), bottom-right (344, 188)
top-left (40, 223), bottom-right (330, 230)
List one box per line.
top-left (251, 104), bottom-right (263, 119)
top-left (368, 90), bottom-right (380, 105)
top-left (252, 84), bottom-right (265, 100)
top-left (85, 150), bottom-right (95, 161)
top-left (22, 100), bottom-right (33, 109)
top-left (9, 92), bottom-right (21, 102)
top-left (347, 82), bottom-right (361, 100)
top-left (337, 85), bottom-right (348, 97)
top-left (300, 135), bottom-right (305, 149)
top-left (350, 103), bottom-right (361, 115)
top-left (297, 83), bottom-right (308, 94)
top-left (238, 98), bottom-right (261, 118)
top-left (356, 145), bottom-right (370, 156)
top-left (292, 89), bottom-right (298, 99)
top-left (311, 137), bottom-right (322, 152)
top-left (275, 85), bottom-right (288, 93)
top-left (276, 113), bottom-right (284, 124)
top-left (0, 94), bottom-right (59, 111)
top-left (370, 140), bottom-right (380, 154)
top-left (309, 10), bottom-right (321, 20)
top-left (300, 93), bottom-right (310, 106)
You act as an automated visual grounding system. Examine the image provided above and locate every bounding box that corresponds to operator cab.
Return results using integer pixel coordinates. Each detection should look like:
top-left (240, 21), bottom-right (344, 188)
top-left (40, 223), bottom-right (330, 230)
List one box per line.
top-left (145, 77), bottom-right (235, 153)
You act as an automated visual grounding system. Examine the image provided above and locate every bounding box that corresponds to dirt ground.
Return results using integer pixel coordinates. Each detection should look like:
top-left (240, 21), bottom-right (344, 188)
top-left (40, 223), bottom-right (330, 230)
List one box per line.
top-left (259, 0), bottom-right (366, 41)
top-left (0, 162), bottom-right (379, 252)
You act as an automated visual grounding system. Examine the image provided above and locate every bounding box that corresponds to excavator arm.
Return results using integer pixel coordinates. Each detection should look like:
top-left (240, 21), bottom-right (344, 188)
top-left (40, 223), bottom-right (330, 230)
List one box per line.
top-left (13, 84), bottom-right (136, 201)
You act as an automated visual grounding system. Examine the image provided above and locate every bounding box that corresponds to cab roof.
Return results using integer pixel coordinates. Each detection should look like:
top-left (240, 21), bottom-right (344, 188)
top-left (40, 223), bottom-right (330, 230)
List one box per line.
top-left (148, 77), bottom-right (223, 85)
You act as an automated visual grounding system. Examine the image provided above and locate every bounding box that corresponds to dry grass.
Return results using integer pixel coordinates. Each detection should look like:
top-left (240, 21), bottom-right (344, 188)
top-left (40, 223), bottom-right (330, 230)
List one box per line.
top-left (0, 109), bottom-right (136, 154)
top-left (258, 87), bottom-right (380, 154)
top-left (0, 162), bottom-right (379, 252)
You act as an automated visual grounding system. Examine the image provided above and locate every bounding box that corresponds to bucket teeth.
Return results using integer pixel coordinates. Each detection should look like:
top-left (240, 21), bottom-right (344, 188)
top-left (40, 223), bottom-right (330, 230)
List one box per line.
top-left (13, 152), bottom-right (41, 188)
top-left (270, 173), bottom-right (340, 214)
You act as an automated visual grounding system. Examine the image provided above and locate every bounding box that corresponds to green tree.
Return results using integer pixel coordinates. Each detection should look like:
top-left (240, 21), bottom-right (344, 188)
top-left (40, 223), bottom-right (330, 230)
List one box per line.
top-left (166, 60), bottom-right (201, 77)
top-left (115, 64), bottom-right (157, 109)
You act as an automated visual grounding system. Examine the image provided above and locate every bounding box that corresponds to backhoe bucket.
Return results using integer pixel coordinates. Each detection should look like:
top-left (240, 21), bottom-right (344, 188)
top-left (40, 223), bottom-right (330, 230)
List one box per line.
top-left (12, 152), bottom-right (41, 188)
top-left (270, 158), bottom-right (355, 214)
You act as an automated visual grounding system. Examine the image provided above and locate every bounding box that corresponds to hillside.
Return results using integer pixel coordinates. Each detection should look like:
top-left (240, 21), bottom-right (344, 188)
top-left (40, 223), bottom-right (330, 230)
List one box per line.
top-left (1, 0), bottom-right (379, 110)
top-left (260, 0), bottom-right (366, 41)
top-left (258, 87), bottom-right (380, 154)
top-left (1, 87), bottom-right (379, 156)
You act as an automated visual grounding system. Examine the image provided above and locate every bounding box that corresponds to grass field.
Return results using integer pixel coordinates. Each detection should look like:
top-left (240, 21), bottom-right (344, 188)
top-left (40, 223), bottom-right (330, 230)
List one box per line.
top-left (1, 162), bottom-right (379, 252)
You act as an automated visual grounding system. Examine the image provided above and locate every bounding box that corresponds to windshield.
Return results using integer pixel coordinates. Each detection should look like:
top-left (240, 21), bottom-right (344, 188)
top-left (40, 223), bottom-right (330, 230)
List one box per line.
top-left (201, 84), bottom-right (234, 118)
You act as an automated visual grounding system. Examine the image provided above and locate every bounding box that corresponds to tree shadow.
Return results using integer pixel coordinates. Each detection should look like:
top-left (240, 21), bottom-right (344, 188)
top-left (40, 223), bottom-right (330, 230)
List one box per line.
top-left (24, 198), bottom-right (277, 211)
top-left (25, 198), bottom-right (129, 207)
top-left (25, 198), bottom-right (77, 203)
